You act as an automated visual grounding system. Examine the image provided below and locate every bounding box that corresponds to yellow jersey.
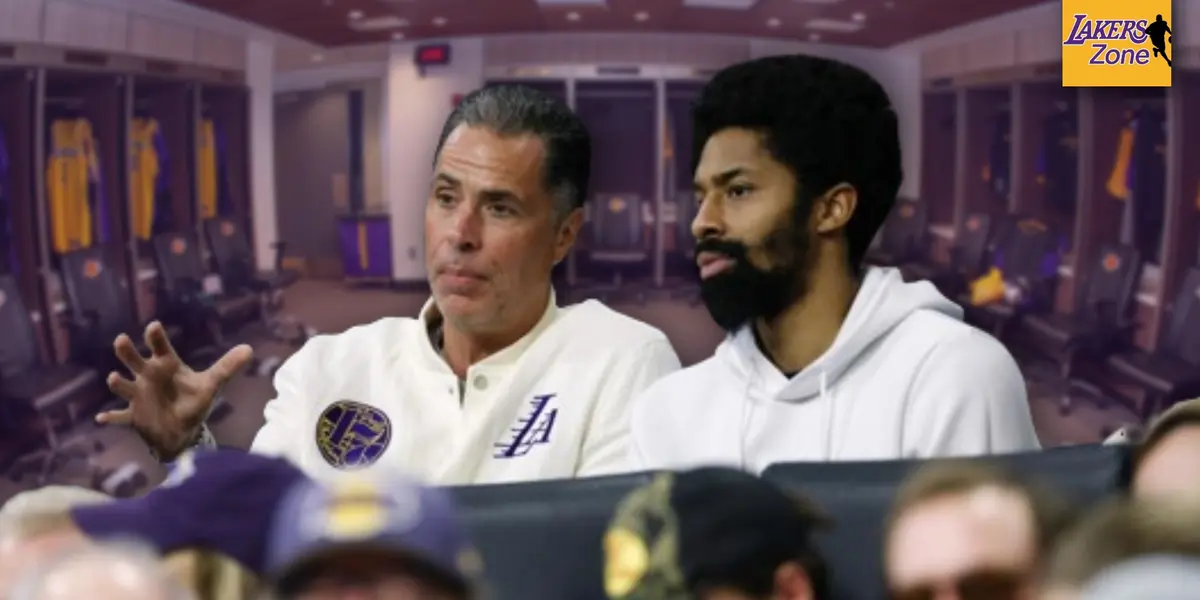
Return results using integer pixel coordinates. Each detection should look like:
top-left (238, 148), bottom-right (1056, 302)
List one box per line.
top-left (46, 118), bottom-right (99, 253)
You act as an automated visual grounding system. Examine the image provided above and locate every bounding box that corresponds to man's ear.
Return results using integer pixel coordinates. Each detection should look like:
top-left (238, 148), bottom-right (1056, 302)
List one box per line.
top-left (554, 208), bottom-right (584, 264)
top-left (811, 184), bottom-right (857, 234)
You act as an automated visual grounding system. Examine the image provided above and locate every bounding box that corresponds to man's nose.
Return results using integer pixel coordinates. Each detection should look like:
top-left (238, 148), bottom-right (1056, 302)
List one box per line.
top-left (691, 196), bottom-right (724, 241)
top-left (445, 205), bottom-right (483, 250)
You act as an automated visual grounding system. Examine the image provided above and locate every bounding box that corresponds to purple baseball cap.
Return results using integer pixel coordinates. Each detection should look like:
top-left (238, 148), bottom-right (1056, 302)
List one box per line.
top-left (70, 449), bottom-right (309, 573)
top-left (266, 476), bottom-right (484, 596)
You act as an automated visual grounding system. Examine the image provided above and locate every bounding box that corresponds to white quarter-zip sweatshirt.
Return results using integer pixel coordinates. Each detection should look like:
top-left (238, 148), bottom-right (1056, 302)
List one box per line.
top-left (629, 267), bottom-right (1040, 473)
top-left (251, 293), bottom-right (681, 484)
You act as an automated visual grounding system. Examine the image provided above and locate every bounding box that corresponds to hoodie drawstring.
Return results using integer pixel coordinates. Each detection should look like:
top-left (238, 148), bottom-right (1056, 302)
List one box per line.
top-left (819, 370), bottom-right (835, 460)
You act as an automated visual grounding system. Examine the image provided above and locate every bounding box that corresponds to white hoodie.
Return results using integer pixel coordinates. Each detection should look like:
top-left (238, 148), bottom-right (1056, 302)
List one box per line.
top-left (629, 267), bottom-right (1040, 473)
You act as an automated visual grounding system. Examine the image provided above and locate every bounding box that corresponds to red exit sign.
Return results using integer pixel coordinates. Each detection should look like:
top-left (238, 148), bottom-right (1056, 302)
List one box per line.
top-left (415, 43), bottom-right (451, 66)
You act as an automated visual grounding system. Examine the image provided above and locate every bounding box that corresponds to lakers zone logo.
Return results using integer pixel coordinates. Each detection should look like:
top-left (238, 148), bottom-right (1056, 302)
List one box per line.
top-left (1063, 16), bottom-right (1152, 66)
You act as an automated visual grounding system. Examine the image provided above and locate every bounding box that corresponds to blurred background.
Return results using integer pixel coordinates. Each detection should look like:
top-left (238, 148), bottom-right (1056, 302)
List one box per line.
top-left (0, 0), bottom-right (1197, 501)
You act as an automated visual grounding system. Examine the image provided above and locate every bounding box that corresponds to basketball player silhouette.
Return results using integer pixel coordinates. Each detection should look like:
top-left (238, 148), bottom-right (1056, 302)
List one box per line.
top-left (1146, 14), bottom-right (1172, 66)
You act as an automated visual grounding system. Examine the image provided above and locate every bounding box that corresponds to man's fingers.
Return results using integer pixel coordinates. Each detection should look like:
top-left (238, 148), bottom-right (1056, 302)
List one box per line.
top-left (208, 344), bottom-right (255, 382)
top-left (145, 321), bottom-right (178, 359)
top-left (95, 407), bottom-right (133, 425)
top-left (113, 334), bottom-right (147, 374)
top-left (106, 372), bottom-right (138, 399)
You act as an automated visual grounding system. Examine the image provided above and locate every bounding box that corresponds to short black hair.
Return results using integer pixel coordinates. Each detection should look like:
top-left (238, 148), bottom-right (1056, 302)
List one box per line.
top-left (433, 84), bottom-right (591, 214)
top-left (691, 55), bottom-right (903, 270)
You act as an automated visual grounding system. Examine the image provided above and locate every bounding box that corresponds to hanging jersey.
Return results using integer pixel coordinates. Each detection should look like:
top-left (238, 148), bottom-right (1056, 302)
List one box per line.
top-left (46, 118), bottom-right (99, 253)
top-left (1039, 110), bottom-right (1078, 215)
top-left (214, 124), bottom-right (234, 216)
top-left (197, 119), bottom-right (218, 220)
top-left (1106, 111), bottom-right (1135, 201)
top-left (981, 112), bottom-right (1011, 199)
top-left (130, 118), bottom-right (161, 241)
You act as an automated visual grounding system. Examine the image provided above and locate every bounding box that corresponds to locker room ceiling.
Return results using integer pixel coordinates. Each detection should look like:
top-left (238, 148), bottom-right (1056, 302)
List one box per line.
top-left (181, 0), bottom-right (1047, 48)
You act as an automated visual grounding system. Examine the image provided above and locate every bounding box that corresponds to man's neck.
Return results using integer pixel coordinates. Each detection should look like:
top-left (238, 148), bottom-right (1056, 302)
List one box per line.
top-left (439, 291), bottom-right (551, 378)
top-left (753, 263), bottom-right (859, 375)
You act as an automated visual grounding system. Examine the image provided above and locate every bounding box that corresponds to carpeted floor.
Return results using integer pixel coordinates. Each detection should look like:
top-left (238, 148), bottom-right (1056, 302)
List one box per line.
top-left (0, 278), bottom-right (1139, 503)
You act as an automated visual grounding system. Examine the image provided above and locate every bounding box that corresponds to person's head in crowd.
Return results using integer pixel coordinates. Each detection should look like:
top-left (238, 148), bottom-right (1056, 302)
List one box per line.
top-left (0, 486), bottom-right (108, 597)
top-left (1039, 498), bottom-right (1200, 600)
top-left (885, 461), bottom-right (1075, 600)
top-left (1076, 555), bottom-right (1200, 600)
top-left (1131, 397), bottom-right (1200, 500)
top-left (266, 476), bottom-right (483, 600)
top-left (69, 449), bottom-right (310, 575)
top-left (427, 85), bottom-right (589, 363)
top-left (0, 485), bottom-right (110, 526)
top-left (689, 54), bottom-right (901, 332)
top-left (162, 550), bottom-right (259, 600)
top-left (10, 540), bottom-right (194, 600)
top-left (603, 467), bottom-right (830, 600)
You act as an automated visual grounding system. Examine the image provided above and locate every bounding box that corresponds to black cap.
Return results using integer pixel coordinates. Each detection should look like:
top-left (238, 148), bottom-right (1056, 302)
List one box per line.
top-left (603, 467), bottom-right (828, 599)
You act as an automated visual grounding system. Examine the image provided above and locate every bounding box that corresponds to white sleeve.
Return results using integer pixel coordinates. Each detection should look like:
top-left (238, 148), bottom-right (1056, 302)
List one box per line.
top-left (248, 341), bottom-right (318, 462)
top-left (575, 338), bottom-right (681, 477)
top-left (903, 328), bottom-right (1041, 458)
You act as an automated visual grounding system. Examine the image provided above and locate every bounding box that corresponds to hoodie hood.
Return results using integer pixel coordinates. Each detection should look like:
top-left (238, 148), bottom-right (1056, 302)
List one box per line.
top-left (716, 267), bottom-right (962, 401)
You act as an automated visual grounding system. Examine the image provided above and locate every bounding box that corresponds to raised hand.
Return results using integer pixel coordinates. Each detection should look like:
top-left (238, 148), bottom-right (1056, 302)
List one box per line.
top-left (98, 321), bottom-right (254, 461)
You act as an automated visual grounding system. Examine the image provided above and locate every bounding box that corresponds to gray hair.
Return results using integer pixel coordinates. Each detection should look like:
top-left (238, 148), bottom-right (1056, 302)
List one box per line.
top-left (433, 84), bottom-right (592, 217)
top-left (11, 540), bottom-right (195, 600)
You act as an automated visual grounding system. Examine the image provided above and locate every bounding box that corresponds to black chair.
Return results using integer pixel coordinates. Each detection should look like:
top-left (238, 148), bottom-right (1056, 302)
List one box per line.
top-left (583, 194), bottom-right (651, 304)
top-left (58, 246), bottom-right (189, 366)
top-left (152, 231), bottom-right (266, 375)
top-left (452, 472), bottom-right (655, 600)
top-left (202, 217), bottom-right (311, 346)
top-left (866, 199), bottom-right (927, 267)
top-left (957, 218), bottom-right (1061, 339)
top-left (1015, 244), bottom-right (1142, 417)
top-left (762, 445), bottom-right (1131, 600)
top-left (1104, 266), bottom-right (1200, 421)
top-left (0, 275), bottom-right (102, 484)
top-left (904, 213), bottom-right (993, 297)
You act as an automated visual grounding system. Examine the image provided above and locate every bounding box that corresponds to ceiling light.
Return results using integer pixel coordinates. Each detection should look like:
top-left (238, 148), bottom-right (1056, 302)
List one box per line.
top-left (851, 11), bottom-right (866, 21)
top-left (883, 0), bottom-right (894, 7)
top-left (322, 0), bottom-right (333, 6)
top-left (809, 32), bottom-right (821, 41)
top-left (392, 32), bottom-right (405, 40)
top-left (311, 53), bottom-right (325, 61)
top-left (804, 17), bottom-right (864, 32)
top-left (566, 11), bottom-right (581, 21)
top-left (766, 17), bottom-right (781, 27)
top-left (348, 9), bottom-right (363, 19)
top-left (432, 16), bottom-right (447, 26)
top-left (634, 11), bottom-right (649, 21)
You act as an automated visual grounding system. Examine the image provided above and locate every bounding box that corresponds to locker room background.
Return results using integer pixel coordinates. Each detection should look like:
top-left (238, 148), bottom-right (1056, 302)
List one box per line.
top-left (1, 0), bottom-right (1199, 500)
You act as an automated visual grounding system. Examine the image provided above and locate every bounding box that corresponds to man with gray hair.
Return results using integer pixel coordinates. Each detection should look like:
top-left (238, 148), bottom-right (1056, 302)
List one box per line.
top-left (10, 541), bottom-right (194, 600)
top-left (96, 84), bottom-right (680, 483)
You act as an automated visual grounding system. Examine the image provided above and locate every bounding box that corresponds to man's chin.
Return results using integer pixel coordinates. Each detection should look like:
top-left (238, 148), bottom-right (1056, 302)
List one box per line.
top-left (698, 288), bottom-right (757, 332)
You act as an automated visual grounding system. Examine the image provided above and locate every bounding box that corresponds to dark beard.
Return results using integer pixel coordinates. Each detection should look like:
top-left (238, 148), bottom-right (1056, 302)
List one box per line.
top-left (696, 223), bottom-right (812, 332)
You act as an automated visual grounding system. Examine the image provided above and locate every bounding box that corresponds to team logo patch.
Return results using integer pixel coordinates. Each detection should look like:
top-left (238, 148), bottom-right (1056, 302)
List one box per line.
top-left (170, 237), bottom-right (187, 255)
top-left (898, 203), bottom-right (914, 218)
top-left (493, 393), bottom-right (558, 458)
top-left (1102, 253), bottom-right (1121, 272)
top-left (83, 259), bottom-right (102, 279)
top-left (966, 216), bottom-right (981, 231)
top-left (220, 221), bottom-right (235, 237)
top-left (608, 197), bottom-right (626, 213)
top-left (315, 400), bottom-right (392, 469)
